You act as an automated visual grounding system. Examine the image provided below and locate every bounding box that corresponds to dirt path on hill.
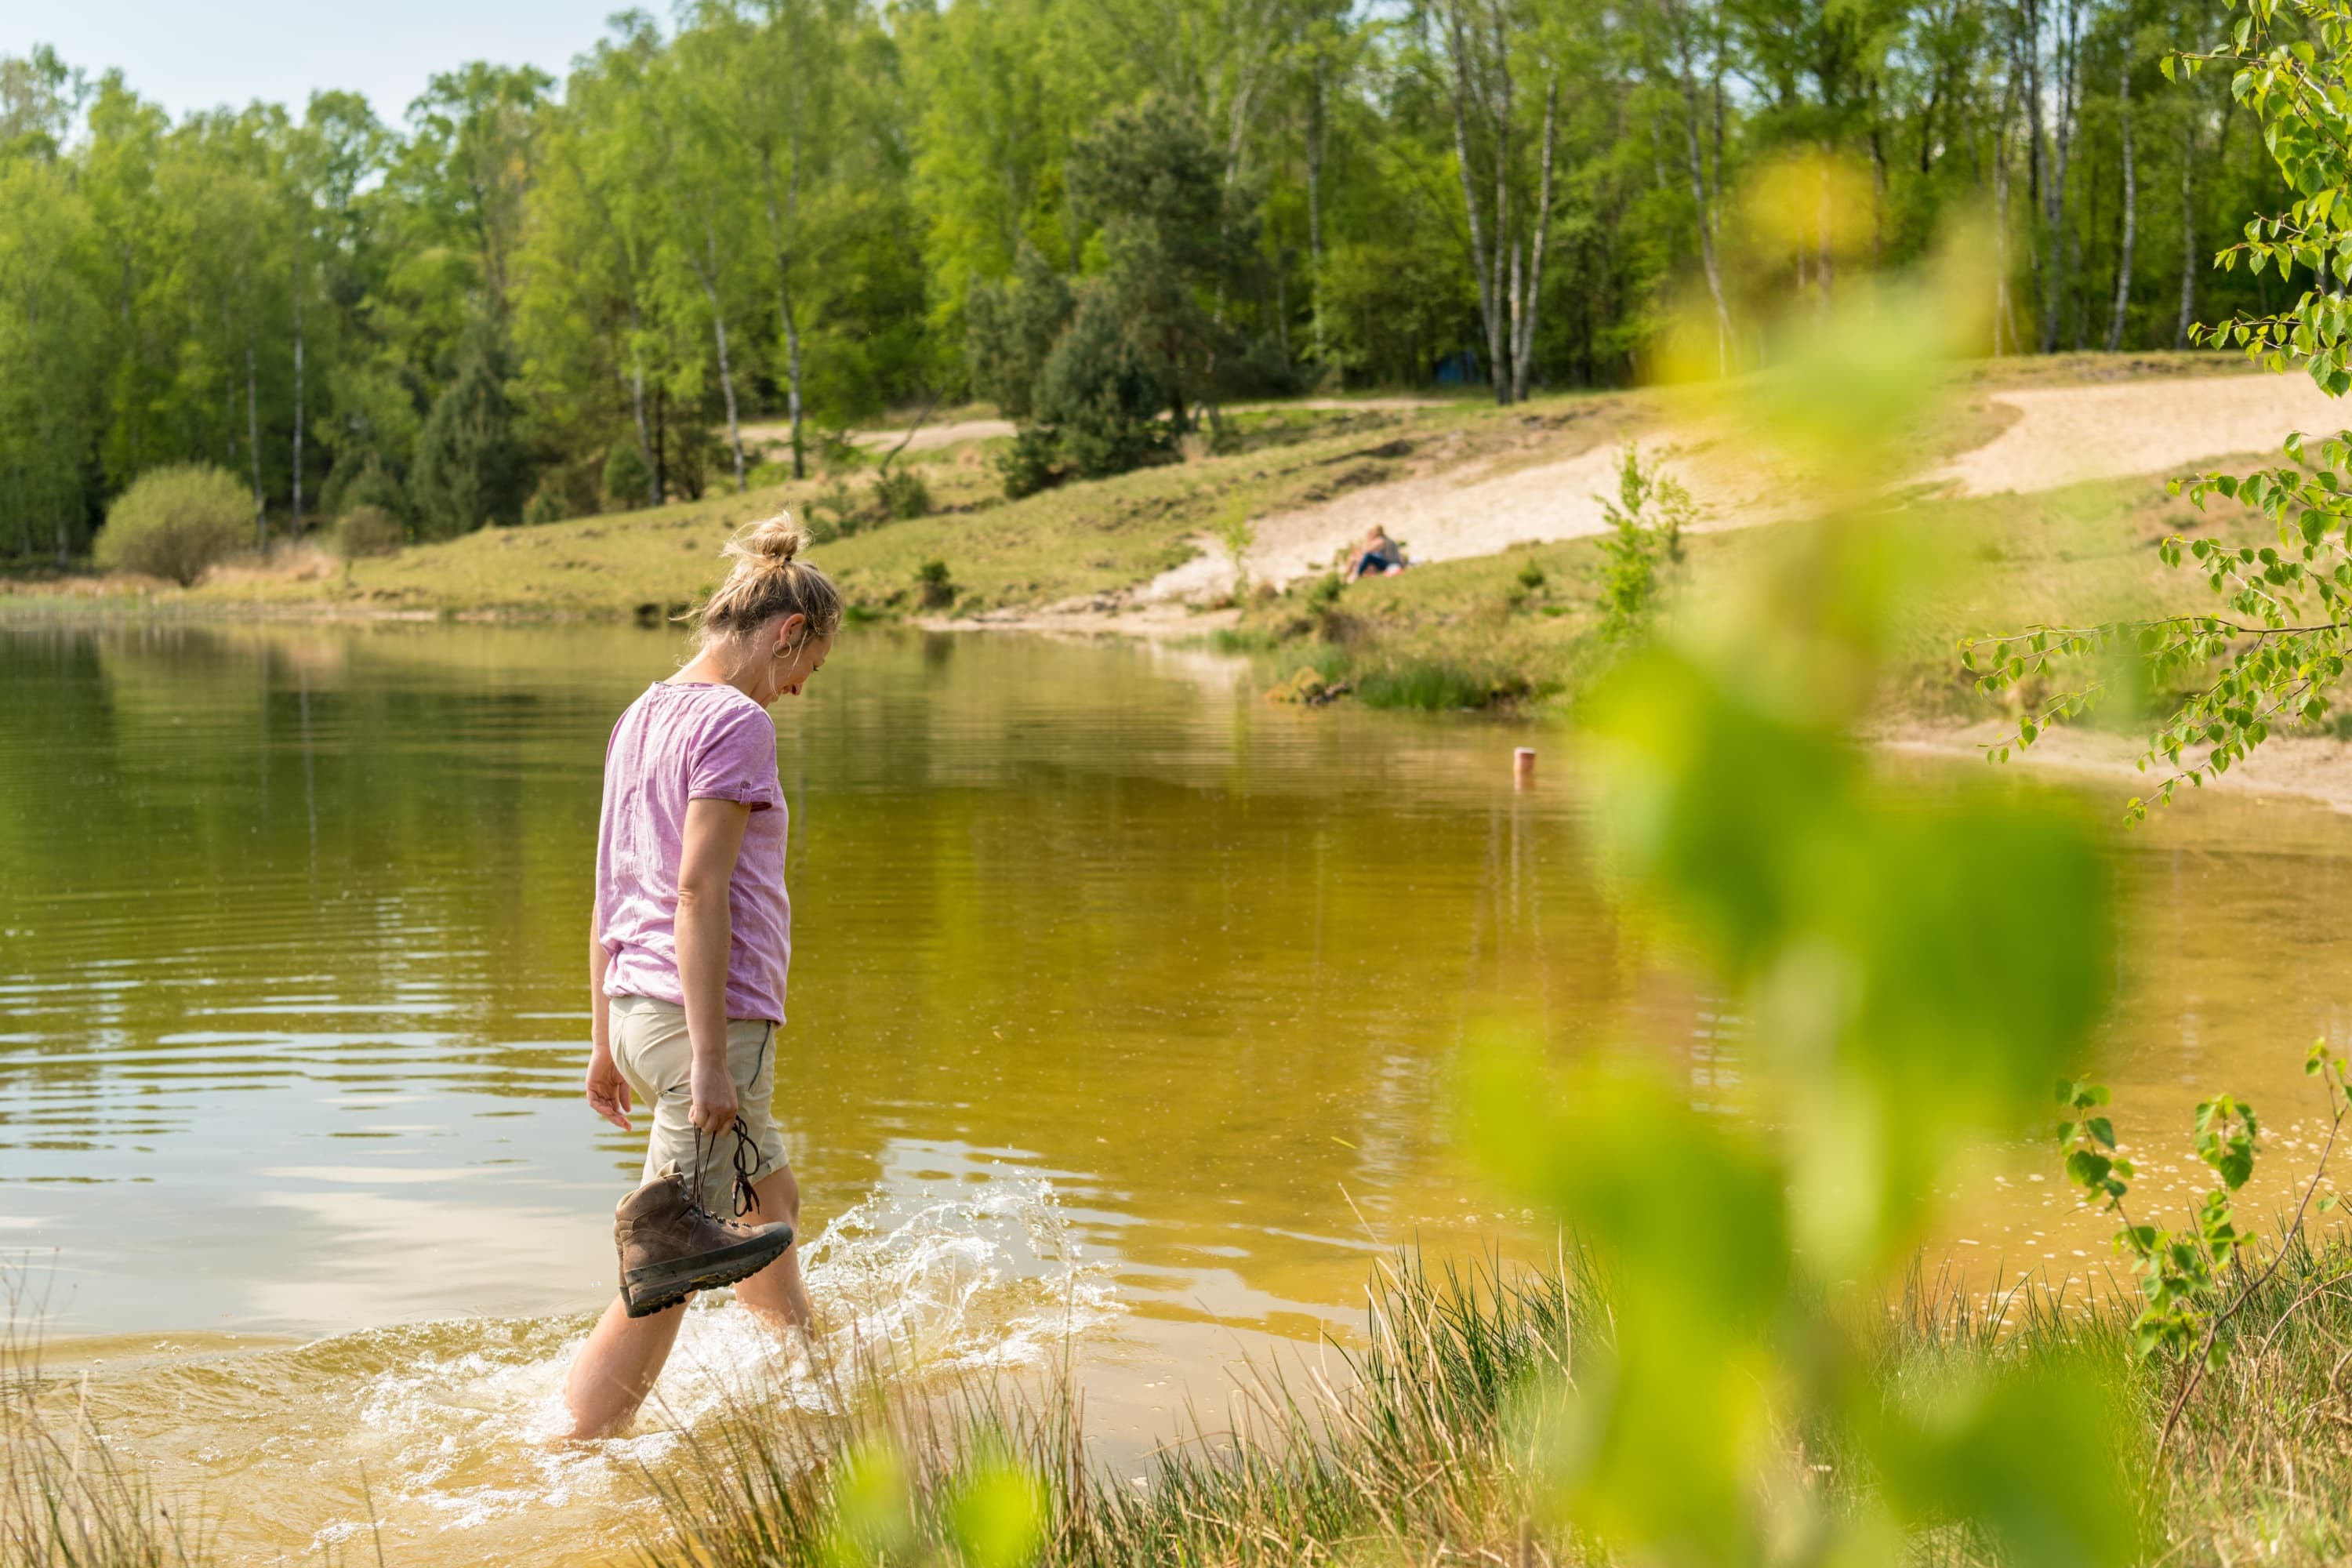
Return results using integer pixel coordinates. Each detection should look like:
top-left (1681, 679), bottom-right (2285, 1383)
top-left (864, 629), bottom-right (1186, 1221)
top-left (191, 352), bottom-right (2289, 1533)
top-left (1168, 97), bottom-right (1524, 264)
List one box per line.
top-left (1133, 425), bottom-right (1787, 601)
top-left (1918, 372), bottom-right (2343, 495)
top-left (1125, 371), bottom-right (2342, 606)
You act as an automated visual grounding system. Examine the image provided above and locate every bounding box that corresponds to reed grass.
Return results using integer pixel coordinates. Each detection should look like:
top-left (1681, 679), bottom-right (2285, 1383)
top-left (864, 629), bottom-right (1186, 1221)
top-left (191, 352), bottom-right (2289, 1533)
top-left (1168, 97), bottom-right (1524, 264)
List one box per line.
top-left (16, 1233), bottom-right (2352, 1565)
top-left (641, 1252), bottom-right (1598, 1568)
top-left (1, 1297), bottom-right (207, 1568)
top-left (640, 1233), bottom-right (2352, 1568)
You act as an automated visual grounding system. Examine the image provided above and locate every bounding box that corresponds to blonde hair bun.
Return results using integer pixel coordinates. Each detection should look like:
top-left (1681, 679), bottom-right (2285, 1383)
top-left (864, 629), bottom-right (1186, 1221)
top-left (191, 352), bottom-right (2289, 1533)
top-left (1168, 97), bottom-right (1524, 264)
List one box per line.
top-left (692, 510), bottom-right (843, 646)
top-left (728, 513), bottom-right (806, 567)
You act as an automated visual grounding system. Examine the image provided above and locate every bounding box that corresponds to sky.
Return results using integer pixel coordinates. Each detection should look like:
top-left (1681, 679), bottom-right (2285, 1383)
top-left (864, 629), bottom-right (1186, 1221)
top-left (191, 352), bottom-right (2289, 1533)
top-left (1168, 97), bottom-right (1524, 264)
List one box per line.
top-left (12, 0), bottom-right (626, 126)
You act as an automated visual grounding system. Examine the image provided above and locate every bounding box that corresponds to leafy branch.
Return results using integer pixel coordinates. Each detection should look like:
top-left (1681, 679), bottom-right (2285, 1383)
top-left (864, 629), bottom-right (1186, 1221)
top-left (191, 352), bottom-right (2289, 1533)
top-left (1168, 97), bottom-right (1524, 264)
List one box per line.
top-left (1969, 0), bottom-right (2352, 810)
top-left (2055, 1040), bottom-right (2351, 1461)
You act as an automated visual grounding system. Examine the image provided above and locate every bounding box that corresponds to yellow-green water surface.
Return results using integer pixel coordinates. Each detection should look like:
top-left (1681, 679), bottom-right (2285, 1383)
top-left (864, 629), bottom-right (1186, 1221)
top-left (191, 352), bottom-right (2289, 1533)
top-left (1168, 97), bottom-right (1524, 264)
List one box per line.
top-left (0, 619), bottom-right (1591, 1563)
top-left (5, 617), bottom-right (2350, 1563)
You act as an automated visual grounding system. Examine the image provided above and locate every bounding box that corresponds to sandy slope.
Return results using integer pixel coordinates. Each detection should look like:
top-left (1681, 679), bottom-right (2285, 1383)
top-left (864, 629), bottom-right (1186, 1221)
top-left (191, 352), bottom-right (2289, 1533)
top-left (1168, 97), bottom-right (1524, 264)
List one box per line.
top-left (1920, 372), bottom-right (2344, 495)
top-left (1138, 370), bottom-right (2343, 605)
top-left (1136, 422), bottom-right (1788, 602)
top-left (1138, 430), bottom-right (1778, 601)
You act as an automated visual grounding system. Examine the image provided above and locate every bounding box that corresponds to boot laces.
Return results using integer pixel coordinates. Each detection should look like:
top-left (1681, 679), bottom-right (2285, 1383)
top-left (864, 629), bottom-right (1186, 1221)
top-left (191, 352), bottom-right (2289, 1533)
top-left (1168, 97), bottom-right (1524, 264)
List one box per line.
top-left (687, 1116), bottom-right (764, 1223)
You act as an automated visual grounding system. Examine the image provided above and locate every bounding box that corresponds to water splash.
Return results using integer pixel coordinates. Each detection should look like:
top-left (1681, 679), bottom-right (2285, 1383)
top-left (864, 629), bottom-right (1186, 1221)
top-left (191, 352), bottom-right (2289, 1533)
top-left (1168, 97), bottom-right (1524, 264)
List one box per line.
top-left (58, 1152), bottom-right (1116, 1565)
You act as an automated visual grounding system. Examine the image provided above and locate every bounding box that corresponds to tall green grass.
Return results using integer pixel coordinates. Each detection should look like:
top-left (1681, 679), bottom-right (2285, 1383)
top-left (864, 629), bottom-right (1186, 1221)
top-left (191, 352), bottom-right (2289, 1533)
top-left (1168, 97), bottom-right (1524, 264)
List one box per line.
top-left (641, 1253), bottom-right (1596, 1568)
top-left (18, 1233), bottom-right (2352, 1565)
top-left (643, 1233), bottom-right (2352, 1568)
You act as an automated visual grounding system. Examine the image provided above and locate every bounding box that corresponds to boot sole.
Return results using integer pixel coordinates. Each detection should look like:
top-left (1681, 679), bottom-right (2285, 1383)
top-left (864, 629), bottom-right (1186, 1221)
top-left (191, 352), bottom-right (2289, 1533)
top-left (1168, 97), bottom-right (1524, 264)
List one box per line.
top-left (620, 1225), bottom-right (795, 1318)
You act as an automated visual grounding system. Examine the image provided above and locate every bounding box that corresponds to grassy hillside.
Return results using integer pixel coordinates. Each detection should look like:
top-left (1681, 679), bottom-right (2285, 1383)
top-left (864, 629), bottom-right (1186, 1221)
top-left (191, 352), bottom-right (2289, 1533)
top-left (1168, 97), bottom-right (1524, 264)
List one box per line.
top-left (2, 353), bottom-right (2283, 732)
top-left (180, 394), bottom-right (1648, 619)
top-left (1218, 445), bottom-right (2276, 719)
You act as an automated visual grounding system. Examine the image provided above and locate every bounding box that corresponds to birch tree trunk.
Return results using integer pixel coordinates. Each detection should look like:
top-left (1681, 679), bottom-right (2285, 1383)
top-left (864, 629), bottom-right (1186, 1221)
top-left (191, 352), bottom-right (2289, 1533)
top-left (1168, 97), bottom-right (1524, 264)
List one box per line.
top-left (757, 142), bottom-right (807, 481)
top-left (2107, 57), bottom-right (2136, 351)
top-left (290, 242), bottom-right (304, 539)
top-left (1511, 74), bottom-right (1558, 402)
top-left (245, 286), bottom-right (264, 551)
top-left (2023, 0), bottom-right (2046, 343)
top-left (2038, 0), bottom-right (2078, 352)
top-left (700, 217), bottom-right (748, 495)
top-left (1670, 0), bottom-right (1733, 372)
top-left (1994, 71), bottom-right (2018, 354)
top-left (1444, 1), bottom-right (1509, 405)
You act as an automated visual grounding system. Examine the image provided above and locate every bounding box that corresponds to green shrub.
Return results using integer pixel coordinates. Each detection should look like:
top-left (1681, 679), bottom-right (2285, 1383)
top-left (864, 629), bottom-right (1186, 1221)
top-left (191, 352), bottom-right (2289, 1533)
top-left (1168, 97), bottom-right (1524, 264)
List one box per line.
top-left (808, 480), bottom-right (863, 542)
top-left (873, 468), bottom-right (932, 521)
top-left (332, 503), bottom-right (405, 559)
top-left (1207, 408), bottom-right (1247, 456)
top-left (602, 442), bottom-right (655, 510)
top-left (916, 558), bottom-right (956, 609)
top-left (412, 336), bottom-right (530, 536)
top-left (1595, 446), bottom-right (1696, 641)
top-left (93, 463), bottom-right (250, 585)
top-left (318, 450), bottom-right (409, 524)
top-left (1035, 287), bottom-right (1172, 480)
top-left (1356, 659), bottom-right (1530, 711)
top-left (964, 242), bottom-right (1074, 421)
top-left (521, 481), bottom-right (572, 526)
top-left (996, 426), bottom-right (1063, 499)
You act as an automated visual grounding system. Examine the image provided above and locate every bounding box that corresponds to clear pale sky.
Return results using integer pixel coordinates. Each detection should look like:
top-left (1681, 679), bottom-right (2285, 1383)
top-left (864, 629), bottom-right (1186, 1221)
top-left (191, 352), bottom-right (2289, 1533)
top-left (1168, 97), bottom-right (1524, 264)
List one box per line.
top-left (14, 0), bottom-right (626, 125)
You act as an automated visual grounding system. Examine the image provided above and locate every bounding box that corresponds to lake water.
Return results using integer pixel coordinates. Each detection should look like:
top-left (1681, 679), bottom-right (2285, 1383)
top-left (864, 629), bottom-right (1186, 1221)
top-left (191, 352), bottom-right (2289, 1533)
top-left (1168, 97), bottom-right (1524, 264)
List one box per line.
top-left (5, 617), bottom-right (2352, 1564)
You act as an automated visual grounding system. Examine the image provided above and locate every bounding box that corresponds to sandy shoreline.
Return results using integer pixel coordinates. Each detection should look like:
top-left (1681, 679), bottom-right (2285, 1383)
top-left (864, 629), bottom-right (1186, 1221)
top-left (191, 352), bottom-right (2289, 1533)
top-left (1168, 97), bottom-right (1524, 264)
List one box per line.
top-left (1878, 715), bottom-right (2352, 814)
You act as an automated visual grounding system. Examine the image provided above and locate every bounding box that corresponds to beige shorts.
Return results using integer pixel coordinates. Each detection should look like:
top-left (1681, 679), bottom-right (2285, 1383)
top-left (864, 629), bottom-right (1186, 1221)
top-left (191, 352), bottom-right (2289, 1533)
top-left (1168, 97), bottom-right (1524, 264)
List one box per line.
top-left (609, 994), bottom-right (790, 1216)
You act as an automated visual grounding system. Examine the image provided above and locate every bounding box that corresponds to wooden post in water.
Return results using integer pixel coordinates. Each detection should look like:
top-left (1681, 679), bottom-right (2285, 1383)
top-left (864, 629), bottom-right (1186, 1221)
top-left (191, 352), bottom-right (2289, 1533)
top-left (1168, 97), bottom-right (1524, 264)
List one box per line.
top-left (1513, 747), bottom-right (1536, 789)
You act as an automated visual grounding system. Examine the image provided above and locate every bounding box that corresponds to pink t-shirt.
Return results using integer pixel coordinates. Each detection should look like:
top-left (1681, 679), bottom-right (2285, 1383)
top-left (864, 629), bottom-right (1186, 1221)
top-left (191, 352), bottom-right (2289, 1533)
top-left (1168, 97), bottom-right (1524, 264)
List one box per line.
top-left (596, 681), bottom-right (791, 1022)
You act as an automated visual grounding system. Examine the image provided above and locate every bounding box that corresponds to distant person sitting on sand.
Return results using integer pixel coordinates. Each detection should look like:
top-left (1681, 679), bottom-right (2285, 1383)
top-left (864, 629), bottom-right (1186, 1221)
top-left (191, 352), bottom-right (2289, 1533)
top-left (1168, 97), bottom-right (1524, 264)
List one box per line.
top-left (1347, 525), bottom-right (1407, 583)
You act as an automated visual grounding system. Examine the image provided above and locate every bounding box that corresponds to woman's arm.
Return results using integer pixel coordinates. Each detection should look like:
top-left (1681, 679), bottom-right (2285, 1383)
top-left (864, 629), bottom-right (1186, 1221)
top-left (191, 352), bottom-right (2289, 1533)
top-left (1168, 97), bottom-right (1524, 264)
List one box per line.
top-left (585, 899), bottom-right (631, 1130)
top-left (677, 797), bottom-right (753, 1138)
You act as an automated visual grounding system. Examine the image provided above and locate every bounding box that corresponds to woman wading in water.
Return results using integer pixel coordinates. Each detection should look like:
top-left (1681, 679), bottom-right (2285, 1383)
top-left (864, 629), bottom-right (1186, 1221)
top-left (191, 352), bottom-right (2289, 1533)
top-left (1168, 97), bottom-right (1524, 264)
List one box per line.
top-left (563, 516), bottom-right (838, 1439)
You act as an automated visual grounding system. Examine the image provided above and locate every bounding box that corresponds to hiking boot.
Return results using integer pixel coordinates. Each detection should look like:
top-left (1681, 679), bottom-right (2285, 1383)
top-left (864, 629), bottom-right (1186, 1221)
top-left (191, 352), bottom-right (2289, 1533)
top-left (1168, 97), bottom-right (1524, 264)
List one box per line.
top-left (615, 1161), bottom-right (794, 1318)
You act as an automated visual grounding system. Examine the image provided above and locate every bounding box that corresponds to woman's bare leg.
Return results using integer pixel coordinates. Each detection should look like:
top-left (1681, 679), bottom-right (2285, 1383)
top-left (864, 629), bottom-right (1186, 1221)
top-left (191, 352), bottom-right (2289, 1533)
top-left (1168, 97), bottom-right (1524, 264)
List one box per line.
top-left (563, 1294), bottom-right (688, 1439)
top-left (562, 1166), bottom-right (808, 1438)
top-left (734, 1165), bottom-right (815, 1330)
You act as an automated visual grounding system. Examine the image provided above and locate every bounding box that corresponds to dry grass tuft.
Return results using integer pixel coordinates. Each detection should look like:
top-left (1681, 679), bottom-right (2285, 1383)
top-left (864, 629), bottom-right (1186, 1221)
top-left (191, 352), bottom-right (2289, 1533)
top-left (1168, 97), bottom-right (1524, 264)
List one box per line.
top-left (2, 1287), bottom-right (208, 1568)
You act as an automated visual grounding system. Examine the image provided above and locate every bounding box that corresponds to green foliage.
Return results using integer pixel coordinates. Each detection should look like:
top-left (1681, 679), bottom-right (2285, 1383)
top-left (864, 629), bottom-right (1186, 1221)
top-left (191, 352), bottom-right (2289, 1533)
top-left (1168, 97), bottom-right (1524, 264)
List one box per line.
top-left (319, 452), bottom-right (411, 532)
top-left (1972, 0), bottom-right (2352, 811)
top-left (0, 152), bottom-right (100, 560)
top-left (1459, 261), bottom-right (2155, 1564)
top-left (964, 245), bottom-right (1073, 421)
top-left (1355, 659), bottom-right (1523, 710)
top-left (2, 0), bottom-right (2315, 564)
top-left (916, 557), bottom-right (956, 608)
top-left (1595, 445), bottom-right (1697, 641)
top-left (2055, 1042), bottom-right (2350, 1450)
top-left (92, 463), bottom-right (251, 585)
top-left (602, 443), bottom-right (655, 511)
top-left (330, 503), bottom-right (405, 559)
top-left (1211, 499), bottom-right (1255, 593)
top-left (872, 468), bottom-right (932, 522)
top-left (1032, 289), bottom-right (1173, 480)
top-left (1067, 94), bottom-right (1271, 414)
top-left (1319, 233), bottom-right (1475, 387)
top-left (994, 427), bottom-right (1062, 499)
top-left (410, 333), bottom-right (530, 538)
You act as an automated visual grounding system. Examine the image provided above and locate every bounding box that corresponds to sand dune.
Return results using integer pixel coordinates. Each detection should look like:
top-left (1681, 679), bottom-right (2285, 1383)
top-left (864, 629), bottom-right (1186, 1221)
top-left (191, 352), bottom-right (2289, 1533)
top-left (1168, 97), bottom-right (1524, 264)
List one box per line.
top-left (1138, 371), bottom-right (2338, 605)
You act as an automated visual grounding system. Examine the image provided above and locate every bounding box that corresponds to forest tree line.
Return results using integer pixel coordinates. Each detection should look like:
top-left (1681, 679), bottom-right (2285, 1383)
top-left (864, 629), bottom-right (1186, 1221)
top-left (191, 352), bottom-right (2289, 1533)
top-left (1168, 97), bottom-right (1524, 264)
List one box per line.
top-left (0, 0), bottom-right (2300, 560)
